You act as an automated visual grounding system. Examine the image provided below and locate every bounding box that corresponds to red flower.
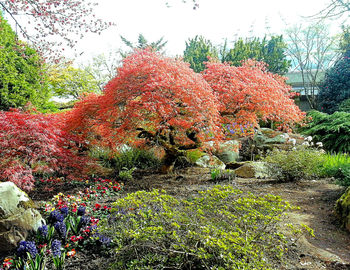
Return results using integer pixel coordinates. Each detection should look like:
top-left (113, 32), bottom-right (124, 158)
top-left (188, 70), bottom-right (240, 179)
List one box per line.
top-left (70, 235), bottom-right (79, 242)
top-left (94, 203), bottom-right (101, 210)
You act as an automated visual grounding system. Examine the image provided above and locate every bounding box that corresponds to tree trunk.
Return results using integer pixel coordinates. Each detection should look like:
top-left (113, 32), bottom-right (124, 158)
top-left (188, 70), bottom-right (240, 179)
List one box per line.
top-left (160, 151), bottom-right (178, 174)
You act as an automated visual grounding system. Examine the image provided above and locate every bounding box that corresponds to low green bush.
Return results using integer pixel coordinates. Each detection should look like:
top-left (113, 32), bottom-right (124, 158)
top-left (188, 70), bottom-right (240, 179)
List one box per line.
top-left (263, 147), bottom-right (324, 181)
top-left (89, 147), bottom-right (161, 174)
top-left (210, 168), bottom-right (235, 182)
top-left (319, 153), bottom-right (350, 186)
top-left (320, 153), bottom-right (350, 176)
top-left (299, 110), bottom-right (350, 153)
top-left (333, 164), bottom-right (350, 186)
top-left (99, 185), bottom-right (310, 270)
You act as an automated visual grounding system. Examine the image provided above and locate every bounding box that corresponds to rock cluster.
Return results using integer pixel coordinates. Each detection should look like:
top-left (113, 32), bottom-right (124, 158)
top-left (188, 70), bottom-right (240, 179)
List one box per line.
top-left (0, 182), bottom-right (44, 252)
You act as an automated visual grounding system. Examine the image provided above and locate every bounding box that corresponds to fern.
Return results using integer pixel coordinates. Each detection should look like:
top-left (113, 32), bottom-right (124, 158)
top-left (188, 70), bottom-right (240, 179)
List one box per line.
top-left (299, 110), bottom-right (350, 153)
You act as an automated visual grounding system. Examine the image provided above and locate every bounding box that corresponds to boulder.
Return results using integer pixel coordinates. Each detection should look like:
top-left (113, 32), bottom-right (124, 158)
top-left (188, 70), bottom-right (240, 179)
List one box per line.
top-left (195, 155), bottom-right (226, 170)
top-left (255, 128), bottom-right (287, 145)
top-left (234, 162), bottom-right (270, 179)
top-left (215, 140), bottom-right (240, 164)
top-left (238, 128), bottom-right (305, 161)
top-left (226, 161), bottom-right (246, 170)
top-left (0, 182), bottom-right (45, 252)
top-left (335, 188), bottom-right (350, 232)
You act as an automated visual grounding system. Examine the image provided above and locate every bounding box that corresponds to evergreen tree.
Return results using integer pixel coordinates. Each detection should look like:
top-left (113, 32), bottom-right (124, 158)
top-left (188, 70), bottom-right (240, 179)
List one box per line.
top-left (221, 35), bottom-right (290, 75)
top-left (120, 34), bottom-right (167, 57)
top-left (318, 28), bottom-right (350, 114)
top-left (183, 35), bottom-right (218, 72)
top-left (0, 13), bottom-right (51, 111)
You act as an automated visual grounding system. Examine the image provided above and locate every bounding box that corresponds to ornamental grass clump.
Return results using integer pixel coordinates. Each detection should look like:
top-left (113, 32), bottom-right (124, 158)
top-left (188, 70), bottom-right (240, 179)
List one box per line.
top-left (99, 185), bottom-right (310, 270)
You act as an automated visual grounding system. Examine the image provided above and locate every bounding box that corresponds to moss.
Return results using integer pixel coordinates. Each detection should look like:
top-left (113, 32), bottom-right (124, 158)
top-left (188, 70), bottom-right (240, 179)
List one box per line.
top-left (335, 187), bottom-right (350, 229)
top-left (185, 149), bottom-right (205, 163)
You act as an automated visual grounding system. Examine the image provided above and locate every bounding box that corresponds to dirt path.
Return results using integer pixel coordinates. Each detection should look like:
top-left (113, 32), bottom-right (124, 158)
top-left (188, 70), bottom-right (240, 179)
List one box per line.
top-left (235, 178), bottom-right (350, 269)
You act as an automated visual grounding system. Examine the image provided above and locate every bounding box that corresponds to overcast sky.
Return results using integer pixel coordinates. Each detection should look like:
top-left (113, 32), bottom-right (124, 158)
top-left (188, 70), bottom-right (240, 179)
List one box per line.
top-left (71, 0), bottom-right (342, 64)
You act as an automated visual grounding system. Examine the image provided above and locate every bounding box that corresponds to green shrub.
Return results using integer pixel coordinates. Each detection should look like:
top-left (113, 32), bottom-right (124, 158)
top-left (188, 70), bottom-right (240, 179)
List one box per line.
top-left (210, 168), bottom-right (235, 182)
top-left (333, 164), bottom-right (350, 186)
top-left (263, 147), bottom-right (324, 181)
top-left (339, 98), bottom-right (350, 113)
top-left (299, 110), bottom-right (350, 153)
top-left (118, 167), bottom-right (136, 181)
top-left (185, 149), bottom-right (205, 163)
top-left (320, 153), bottom-right (350, 176)
top-left (89, 147), bottom-right (161, 174)
top-left (99, 185), bottom-right (309, 270)
top-left (320, 153), bottom-right (350, 186)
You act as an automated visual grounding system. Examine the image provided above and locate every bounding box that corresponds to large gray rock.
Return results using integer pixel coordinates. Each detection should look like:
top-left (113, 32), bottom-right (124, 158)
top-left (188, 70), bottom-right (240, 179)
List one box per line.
top-left (0, 182), bottom-right (45, 252)
top-left (195, 155), bottom-right (226, 170)
top-left (234, 162), bottom-right (270, 179)
top-left (238, 128), bottom-right (305, 161)
top-left (255, 128), bottom-right (288, 145)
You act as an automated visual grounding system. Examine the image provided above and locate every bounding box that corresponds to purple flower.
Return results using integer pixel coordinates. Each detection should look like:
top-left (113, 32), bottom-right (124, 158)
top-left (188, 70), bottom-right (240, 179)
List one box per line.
top-left (94, 233), bottom-right (111, 246)
top-left (38, 224), bottom-right (48, 238)
top-left (77, 206), bottom-right (86, 216)
top-left (78, 215), bottom-right (90, 228)
top-left (51, 240), bottom-right (61, 257)
top-left (48, 210), bottom-right (64, 224)
top-left (54, 221), bottom-right (67, 239)
top-left (17, 241), bottom-right (38, 258)
top-left (16, 241), bottom-right (27, 258)
top-left (26, 241), bottom-right (38, 257)
top-left (59, 207), bottom-right (69, 218)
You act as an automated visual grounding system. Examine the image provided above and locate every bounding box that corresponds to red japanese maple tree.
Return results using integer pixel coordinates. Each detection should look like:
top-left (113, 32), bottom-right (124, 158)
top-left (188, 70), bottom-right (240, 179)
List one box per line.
top-left (202, 59), bottom-right (305, 131)
top-left (0, 109), bottom-right (97, 191)
top-left (66, 49), bottom-right (222, 172)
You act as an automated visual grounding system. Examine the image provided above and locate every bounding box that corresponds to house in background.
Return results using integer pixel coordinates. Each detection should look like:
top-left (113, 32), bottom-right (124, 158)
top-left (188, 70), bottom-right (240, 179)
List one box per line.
top-left (285, 70), bottom-right (326, 111)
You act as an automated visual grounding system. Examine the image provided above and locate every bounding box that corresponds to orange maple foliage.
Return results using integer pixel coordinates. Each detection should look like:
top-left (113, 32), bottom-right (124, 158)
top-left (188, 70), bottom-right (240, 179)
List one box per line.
top-left (202, 59), bottom-right (305, 131)
top-left (65, 49), bottom-right (223, 157)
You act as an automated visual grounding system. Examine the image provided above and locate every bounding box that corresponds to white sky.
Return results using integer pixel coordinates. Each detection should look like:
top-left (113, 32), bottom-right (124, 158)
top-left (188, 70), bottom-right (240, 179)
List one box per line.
top-left (69, 0), bottom-right (342, 64)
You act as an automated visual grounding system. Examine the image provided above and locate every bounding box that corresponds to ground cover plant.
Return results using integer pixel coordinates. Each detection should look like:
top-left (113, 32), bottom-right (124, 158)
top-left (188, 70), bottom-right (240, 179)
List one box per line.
top-left (99, 185), bottom-right (312, 270)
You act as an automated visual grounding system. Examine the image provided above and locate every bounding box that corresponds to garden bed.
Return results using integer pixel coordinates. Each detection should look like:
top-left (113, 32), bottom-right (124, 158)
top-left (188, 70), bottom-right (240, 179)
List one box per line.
top-left (2, 167), bottom-right (350, 270)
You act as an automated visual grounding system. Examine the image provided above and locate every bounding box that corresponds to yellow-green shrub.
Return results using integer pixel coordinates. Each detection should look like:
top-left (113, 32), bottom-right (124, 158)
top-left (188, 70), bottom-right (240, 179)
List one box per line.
top-left (99, 185), bottom-right (306, 269)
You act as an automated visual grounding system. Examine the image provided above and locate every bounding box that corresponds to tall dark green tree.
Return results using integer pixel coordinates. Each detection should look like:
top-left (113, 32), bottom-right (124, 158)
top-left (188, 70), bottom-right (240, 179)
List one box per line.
top-left (183, 35), bottom-right (218, 72)
top-left (221, 35), bottom-right (290, 75)
top-left (120, 34), bottom-right (168, 57)
top-left (0, 13), bottom-right (51, 111)
top-left (318, 28), bottom-right (350, 114)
